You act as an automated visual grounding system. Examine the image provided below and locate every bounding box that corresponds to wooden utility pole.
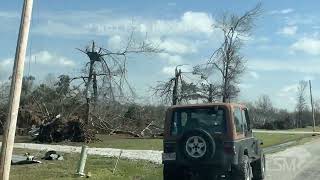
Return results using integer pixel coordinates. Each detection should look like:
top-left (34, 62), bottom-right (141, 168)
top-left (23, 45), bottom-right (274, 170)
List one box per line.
top-left (208, 84), bottom-right (213, 103)
top-left (172, 67), bottom-right (181, 105)
top-left (0, 0), bottom-right (33, 179)
top-left (309, 80), bottom-right (316, 132)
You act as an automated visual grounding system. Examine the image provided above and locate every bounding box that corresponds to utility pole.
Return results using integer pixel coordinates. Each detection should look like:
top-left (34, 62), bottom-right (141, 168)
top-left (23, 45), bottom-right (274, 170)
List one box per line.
top-left (0, 0), bottom-right (33, 179)
top-left (309, 80), bottom-right (316, 132)
top-left (172, 67), bottom-right (181, 105)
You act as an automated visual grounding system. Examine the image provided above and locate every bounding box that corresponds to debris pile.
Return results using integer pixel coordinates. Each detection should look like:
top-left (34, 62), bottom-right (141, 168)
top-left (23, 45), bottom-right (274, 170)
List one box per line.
top-left (32, 114), bottom-right (96, 143)
top-left (42, 150), bottom-right (64, 161)
top-left (11, 153), bottom-right (41, 165)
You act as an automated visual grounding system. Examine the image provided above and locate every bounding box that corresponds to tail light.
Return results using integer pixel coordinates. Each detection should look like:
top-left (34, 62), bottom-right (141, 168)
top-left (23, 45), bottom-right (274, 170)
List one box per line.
top-left (223, 142), bottom-right (236, 155)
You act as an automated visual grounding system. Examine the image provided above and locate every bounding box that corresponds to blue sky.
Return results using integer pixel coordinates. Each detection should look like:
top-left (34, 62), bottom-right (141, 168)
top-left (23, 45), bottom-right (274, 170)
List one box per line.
top-left (1, 0), bottom-right (320, 110)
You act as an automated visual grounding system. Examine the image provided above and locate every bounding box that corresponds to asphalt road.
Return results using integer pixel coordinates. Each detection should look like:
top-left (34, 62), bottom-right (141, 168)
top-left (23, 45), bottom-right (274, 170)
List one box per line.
top-left (266, 138), bottom-right (320, 180)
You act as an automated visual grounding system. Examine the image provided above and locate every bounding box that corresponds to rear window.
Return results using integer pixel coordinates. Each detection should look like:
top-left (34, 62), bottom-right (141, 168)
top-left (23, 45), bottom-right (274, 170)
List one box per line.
top-left (171, 107), bottom-right (226, 136)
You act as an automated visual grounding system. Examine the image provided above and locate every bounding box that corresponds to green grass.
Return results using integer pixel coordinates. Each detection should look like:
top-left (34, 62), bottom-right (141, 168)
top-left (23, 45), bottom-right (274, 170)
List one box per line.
top-left (253, 132), bottom-right (312, 148)
top-left (291, 126), bottom-right (320, 132)
top-left (7, 131), bottom-right (319, 180)
top-left (55, 135), bottom-right (163, 150)
top-left (10, 148), bottom-right (163, 180)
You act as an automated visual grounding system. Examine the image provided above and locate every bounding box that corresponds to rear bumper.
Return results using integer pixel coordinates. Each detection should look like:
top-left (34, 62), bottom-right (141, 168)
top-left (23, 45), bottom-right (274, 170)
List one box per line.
top-left (162, 151), bottom-right (234, 169)
top-left (163, 162), bottom-right (231, 176)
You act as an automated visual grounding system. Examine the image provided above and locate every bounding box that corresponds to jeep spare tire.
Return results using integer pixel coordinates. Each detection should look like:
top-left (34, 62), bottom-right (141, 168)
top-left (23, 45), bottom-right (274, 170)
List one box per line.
top-left (180, 129), bottom-right (215, 161)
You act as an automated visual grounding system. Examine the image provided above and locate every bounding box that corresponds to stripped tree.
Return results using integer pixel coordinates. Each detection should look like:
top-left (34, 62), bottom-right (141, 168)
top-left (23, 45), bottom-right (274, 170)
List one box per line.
top-left (205, 4), bottom-right (262, 102)
top-left (153, 65), bottom-right (199, 105)
top-left (76, 32), bottom-right (160, 140)
top-left (296, 80), bottom-right (308, 128)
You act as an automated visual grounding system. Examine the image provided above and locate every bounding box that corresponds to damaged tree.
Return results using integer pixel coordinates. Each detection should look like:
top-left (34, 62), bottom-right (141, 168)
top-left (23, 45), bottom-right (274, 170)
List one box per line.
top-left (205, 4), bottom-right (261, 102)
top-left (153, 65), bottom-right (199, 105)
top-left (73, 33), bottom-right (160, 141)
top-left (296, 80), bottom-right (308, 128)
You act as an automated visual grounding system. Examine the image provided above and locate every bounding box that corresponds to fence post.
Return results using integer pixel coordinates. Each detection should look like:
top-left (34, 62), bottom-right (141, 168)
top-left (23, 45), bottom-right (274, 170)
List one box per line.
top-left (76, 145), bottom-right (88, 176)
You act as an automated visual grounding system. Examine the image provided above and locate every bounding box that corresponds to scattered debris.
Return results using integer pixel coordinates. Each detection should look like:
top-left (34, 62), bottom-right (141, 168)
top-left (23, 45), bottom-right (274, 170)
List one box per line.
top-left (11, 153), bottom-right (41, 165)
top-left (33, 114), bottom-right (96, 143)
top-left (86, 172), bottom-right (92, 178)
top-left (28, 125), bottom-right (39, 137)
top-left (42, 150), bottom-right (64, 160)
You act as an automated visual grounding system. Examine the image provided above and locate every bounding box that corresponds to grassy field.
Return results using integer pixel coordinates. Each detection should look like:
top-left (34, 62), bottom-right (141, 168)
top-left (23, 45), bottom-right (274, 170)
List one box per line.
top-left (7, 130), bottom-right (319, 180)
top-left (11, 148), bottom-right (162, 180)
top-left (57, 135), bottom-right (163, 150)
top-left (67, 133), bottom-right (315, 149)
top-left (254, 132), bottom-right (313, 148)
top-left (292, 126), bottom-right (320, 132)
top-left (9, 133), bottom-right (318, 180)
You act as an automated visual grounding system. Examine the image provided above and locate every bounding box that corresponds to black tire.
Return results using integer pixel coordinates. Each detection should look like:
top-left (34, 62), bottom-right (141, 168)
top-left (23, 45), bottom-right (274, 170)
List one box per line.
top-left (179, 129), bottom-right (215, 161)
top-left (252, 154), bottom-right (265, 180)
top-left (231, 155), bottom-right (252, 180)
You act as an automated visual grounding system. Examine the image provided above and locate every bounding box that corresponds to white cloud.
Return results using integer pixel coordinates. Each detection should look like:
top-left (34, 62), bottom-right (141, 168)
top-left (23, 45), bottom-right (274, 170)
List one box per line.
top-left (278, 25), bottom-right (298, 36)
top-left (161, 65), bottom-right (192, 76)
top-left (285, 14), bottom-right (317, 26)
top-left (34, 11), bottom-right (216, 38)
top-left (107, 35), bottom-right (123, 50)
top-left (158, 39), bottom-right (196, 54)
top-left (280, 84), bottom-right (298, 94)
top-left (281, 9), bottom-right (295, 14)
top-left (238, 83), bottom-right (253, 89)
top-left (180, 11), bottom-right (214, 34)
top-left (0, 51), bottom-right (75, 69)
top-left (0, 51), bottom-right (75, 80)
top-left (249, 58), bottom-right (320, 74)
top-left (278, 84), bottom-right (298, 105)
top-left (34, 21), bottom-right (89, 36)
top-left (0, 58), bottom-right (13, 79)
top-left (32, 51), bottom-right (76, 67)
top-left (0, 11), bottom-right (19, 18)
top-left (270, 8), bottom-right (294, 15)
top-left (303, 75), bottom-right (315, 81)
top-left (167, 2), bottom-right (176, 6)
top-left (162, 66), bottom-right (176, 75)
top-left (159, 53), bottom-right (183, 65)
top-left (248, 71), bottom-right (260, 79)
top-left (291, 37), bottom-right (320, 55)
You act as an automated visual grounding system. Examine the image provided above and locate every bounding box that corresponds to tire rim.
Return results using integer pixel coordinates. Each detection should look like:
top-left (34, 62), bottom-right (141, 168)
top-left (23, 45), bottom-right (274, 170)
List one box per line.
top-left (185, 136), bottom-right (207, 158)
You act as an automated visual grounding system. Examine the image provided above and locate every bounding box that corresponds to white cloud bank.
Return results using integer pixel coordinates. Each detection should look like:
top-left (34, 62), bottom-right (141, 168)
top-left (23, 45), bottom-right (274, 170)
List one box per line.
top-left (270, 8), bottom-right (294, 15)
top-left (0, 11), bottom-right (19, 18)
top-left (0, 51), bottom-right (75, 79)
top-left (248, 58), bottom-right (320, 74)
top-left (34, 11), bottom-right (216, 37)
top-left (291, 37), bottom-right (320, 55)
top-left (278, 25), bottom-right (298, 36)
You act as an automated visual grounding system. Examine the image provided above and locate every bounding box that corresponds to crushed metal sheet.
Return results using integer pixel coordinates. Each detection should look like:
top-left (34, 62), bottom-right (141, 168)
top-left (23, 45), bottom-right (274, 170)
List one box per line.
top-left (11, 155), bottom-right (41, 165)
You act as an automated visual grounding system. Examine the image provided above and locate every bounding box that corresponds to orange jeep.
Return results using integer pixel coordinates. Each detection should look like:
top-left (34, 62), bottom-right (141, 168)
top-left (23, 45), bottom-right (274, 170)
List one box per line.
top-left (162, 103), bottom-right (265, 180)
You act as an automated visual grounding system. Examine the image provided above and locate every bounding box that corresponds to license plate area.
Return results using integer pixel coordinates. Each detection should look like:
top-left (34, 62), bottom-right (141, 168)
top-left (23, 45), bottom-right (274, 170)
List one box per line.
top-left (162, 153), bottom-right (176, 161)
